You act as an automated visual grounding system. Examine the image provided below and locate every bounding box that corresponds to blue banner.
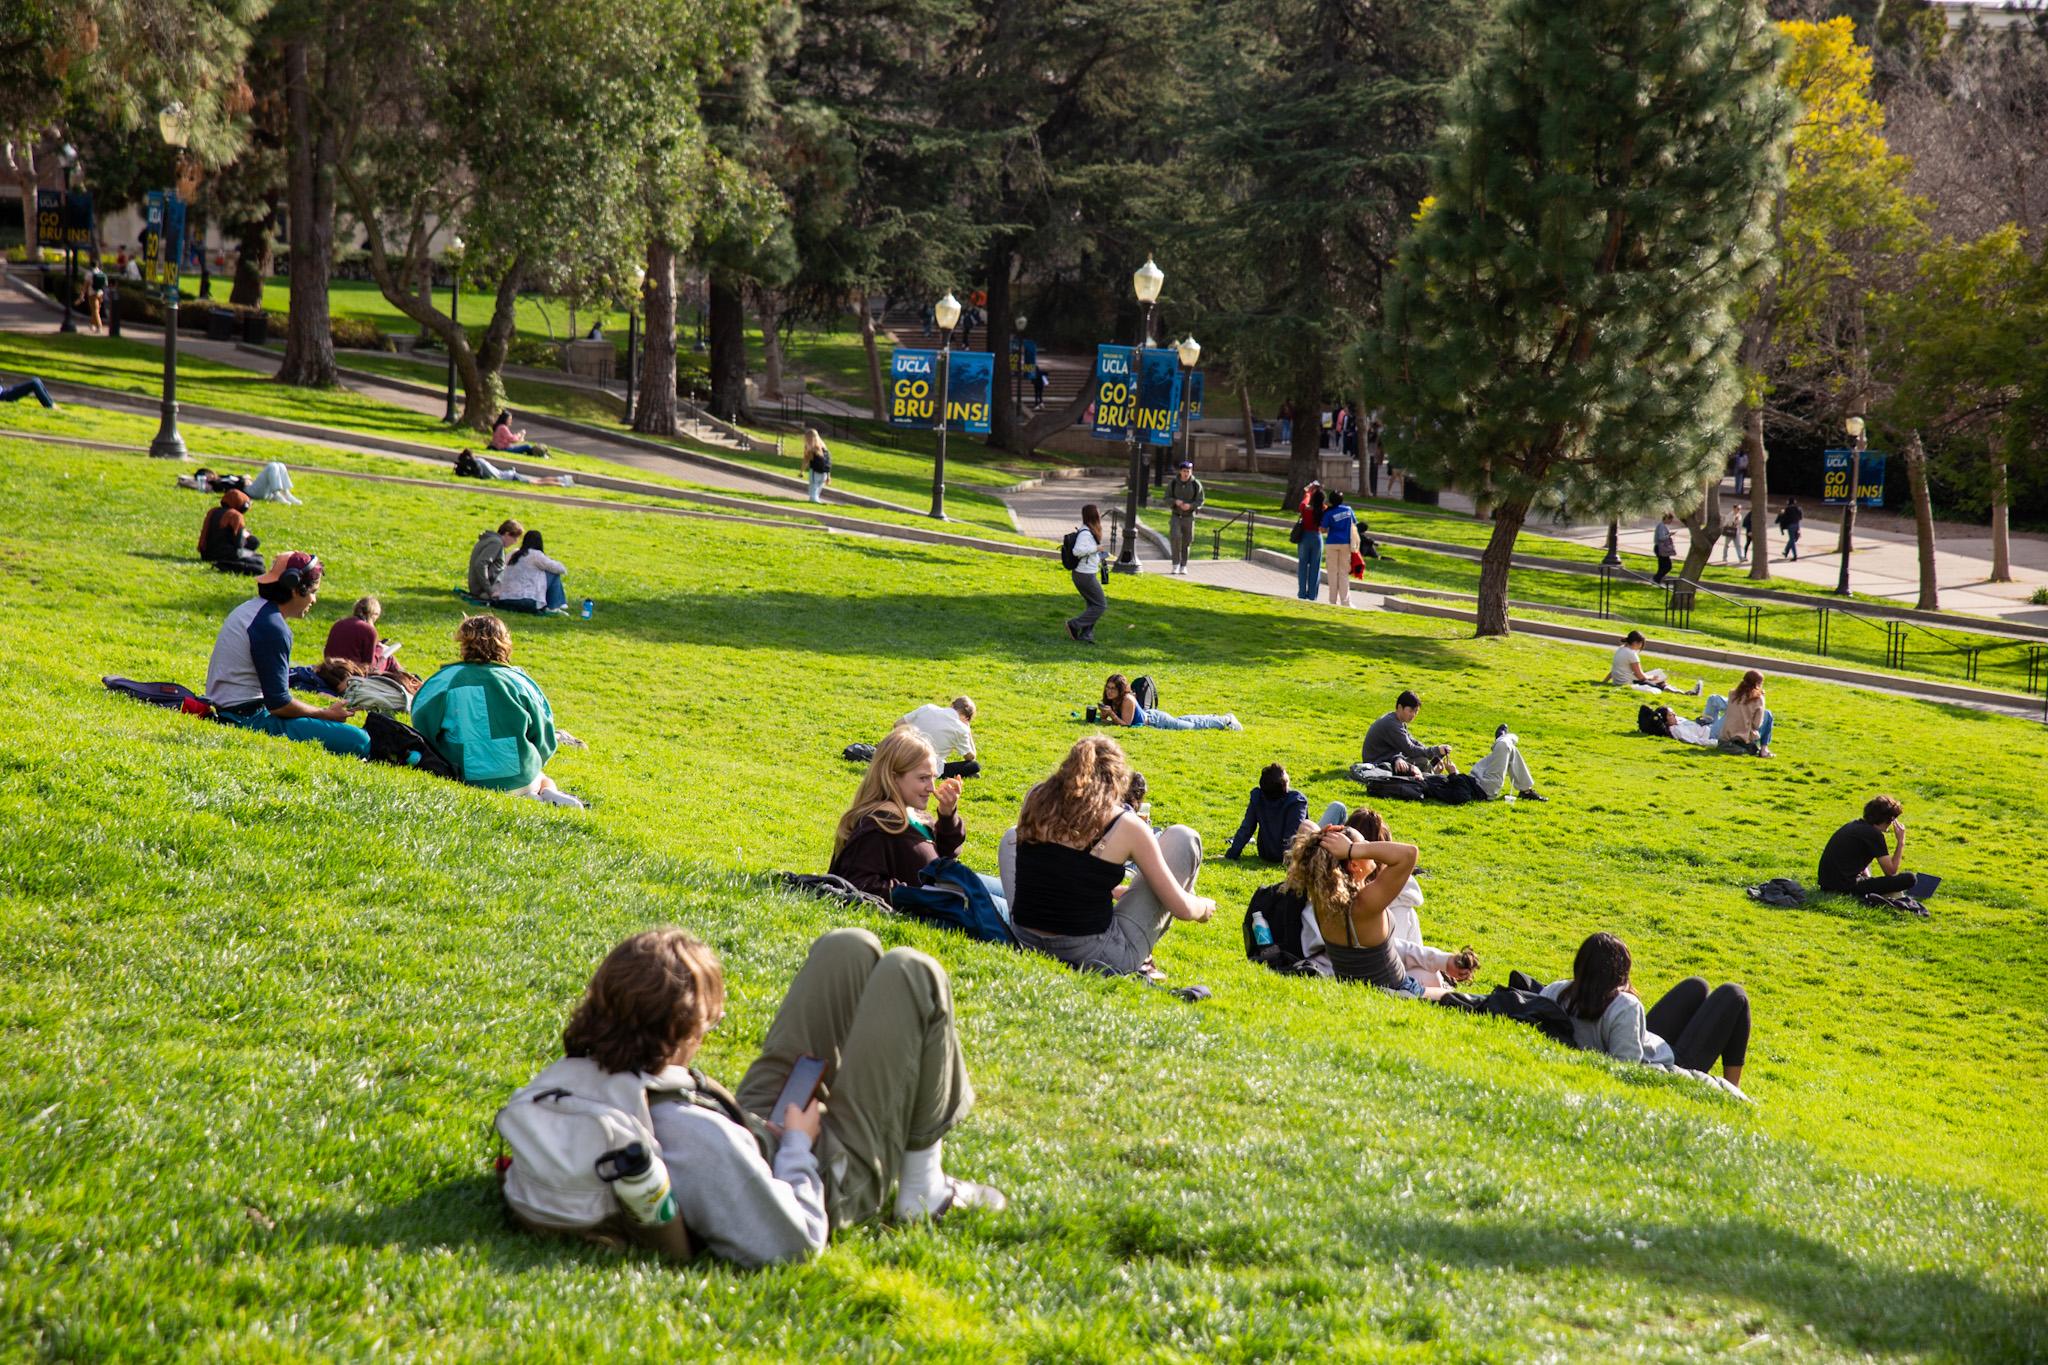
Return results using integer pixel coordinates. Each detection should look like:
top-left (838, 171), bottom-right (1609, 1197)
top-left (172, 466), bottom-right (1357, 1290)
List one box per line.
top-left (888, 348), bottom-right (940, 428)
top-left (161, 193), bottom-right (186, 286)
top-left (1190, 370), bottom-right (1204, 420)
top-left (946, 352), bottom-right (994, 435)
top-left (1090, 345), bottom-right (1135, 440)
top-left (1137, 348), bottom-right (1183, 447)
top-left (1822, 449), bottom-right (1885, 507)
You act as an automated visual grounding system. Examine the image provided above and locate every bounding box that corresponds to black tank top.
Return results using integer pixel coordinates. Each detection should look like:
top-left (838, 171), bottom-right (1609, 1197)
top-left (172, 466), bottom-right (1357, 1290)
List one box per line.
top-left (1012, 812), bottom-right (1128, 937)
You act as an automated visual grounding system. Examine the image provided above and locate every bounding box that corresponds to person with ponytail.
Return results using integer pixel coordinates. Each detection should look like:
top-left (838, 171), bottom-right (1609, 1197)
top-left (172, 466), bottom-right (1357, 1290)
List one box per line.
top-left (829, 726), bottom-right (1005, 914)
top-left (1541, 932), bottom-right (1750, 1096)
top-left (997, 736), bottom-right (1213, 976)
top-left (1704, 668), bottom-right (1775, 756)
top-left (1065, 504), bottom-right (1109, 644)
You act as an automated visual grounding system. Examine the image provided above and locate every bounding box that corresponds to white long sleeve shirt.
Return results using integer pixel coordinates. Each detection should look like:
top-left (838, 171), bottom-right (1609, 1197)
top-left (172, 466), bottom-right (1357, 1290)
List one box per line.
top-left (496, 550), bottom-right (566, 604)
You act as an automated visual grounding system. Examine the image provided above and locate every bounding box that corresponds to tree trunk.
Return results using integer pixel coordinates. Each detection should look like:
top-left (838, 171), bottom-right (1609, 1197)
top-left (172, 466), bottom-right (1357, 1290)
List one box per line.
top-left (756, 289), bottom-right (783, 399)
top-left (1018, 385), bottom-right (1091, 452)
top-left (1238, 383), bottom-right (1259, 489)
top-left (1743, 404), bottom-right (1771, 580)
top-left (986, 239), bottom-right (1017, 452)
top-left (859, 298), bottom-right (885, 419)
top-left (1477, 499), bottom-right (1530, 637)
top-left (8, 151), bottom-right (37, 256)
top-left (634, 239), bottom-right (679, 436)
top-left (277, 34), bottom-right (337, 387)
top-left (707, 273), bottom-right (748, 422)
top-left (1673, 477), bottom-right (1719, 609)
top-left (1989, 451), bottom-right (2012, 582)
top-left (1284, 383), bottom-right (1323, 509)
top-left (1904, 429), bottom-right (1938, 610)
top-left (466, 263), bottom-right (522, 429)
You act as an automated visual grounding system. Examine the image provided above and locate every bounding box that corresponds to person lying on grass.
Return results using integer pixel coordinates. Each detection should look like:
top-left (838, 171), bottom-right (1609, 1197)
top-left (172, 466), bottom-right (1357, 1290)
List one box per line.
top-left (204, 552), bottom-right (370, 757)
top-left (1223, 763), bottom-right (1309, 863)
top-left (410, 614), bottom-right (582, 808)
top-left (542, 925), bottom-right (1005, 1268)
top-left (1541, 932), bottom-right (1750, 1098)
top-left (1651, 683), bottom-right (1775, 757)
top-left (1096, 673), bottom-right (1242, 731)
top-left (1360, 692), bottom-right (1548, 801)
top-left (829, 726), bottom-right (1007, 916)
top-left (1309, 806), bottom-right (1477, 990)
top-left (454, 449), bottom-right (575, 488)
top-left (1283, 820), bottom-right (1445, 997)
top-left (997, 736), bottom-right (1215, 980)
top-left (1606, 630), bottom-right (1702, 694)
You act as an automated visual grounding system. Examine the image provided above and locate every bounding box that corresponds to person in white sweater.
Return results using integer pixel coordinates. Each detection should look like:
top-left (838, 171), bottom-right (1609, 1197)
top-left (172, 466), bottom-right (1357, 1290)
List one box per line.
top-left (556, 925), bottom-right (1007, 1268)
top-left (1541, 931), bottom-right (1751, 1099)
top-left (495, 529), bottom-right (569, 614)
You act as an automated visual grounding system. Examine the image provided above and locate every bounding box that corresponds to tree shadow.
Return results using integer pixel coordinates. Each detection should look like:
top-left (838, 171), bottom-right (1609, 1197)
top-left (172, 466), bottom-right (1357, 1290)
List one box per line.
top-left (1342, 1210), bottom-right (2047, 1359)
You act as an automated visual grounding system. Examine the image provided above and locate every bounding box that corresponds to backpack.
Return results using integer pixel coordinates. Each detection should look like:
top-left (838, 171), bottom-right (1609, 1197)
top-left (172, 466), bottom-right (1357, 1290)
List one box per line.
top-left (1364, 776), bottom-right (1428, 802)
top-left (364, 711), bottom-right (457, 779)
top-left (1243, 883), bottom-right (1315, 975)
top-left (842, 742), bottom-right (878, 763)
top-left (1863, 892), bottom-right (1929, 918)
top-left (889, 858), bottom-right (1014, 944)
top-left (1060, 529), bottom-right (1083, 571)
top-left (1637, 704), bottom-right (1667, 736)
top-left (1433, 985), bottom-right (1578, 1048)
top-left (1418, 772), bottom-right (1488, 805)
top-left (1130, 675), bottom-right (1159, 711)
top-left (780, 871), bottom-right (892, 914)
top-left (102, 676), bottom-right (209, 715)
top-left (1745, 877), bottom-right (1806, 908)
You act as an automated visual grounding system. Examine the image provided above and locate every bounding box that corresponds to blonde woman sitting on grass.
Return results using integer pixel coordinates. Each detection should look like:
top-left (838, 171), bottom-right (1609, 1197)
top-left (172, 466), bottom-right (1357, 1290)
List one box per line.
top-left (1284, 820), bottom-right (1445, 998)
top-left (828, 726), bottom-right (1007, 917)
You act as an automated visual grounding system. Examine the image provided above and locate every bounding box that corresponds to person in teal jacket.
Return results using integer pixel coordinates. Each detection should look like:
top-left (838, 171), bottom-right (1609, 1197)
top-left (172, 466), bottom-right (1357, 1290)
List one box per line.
top-left (410, 614), bottom-right (583, 807)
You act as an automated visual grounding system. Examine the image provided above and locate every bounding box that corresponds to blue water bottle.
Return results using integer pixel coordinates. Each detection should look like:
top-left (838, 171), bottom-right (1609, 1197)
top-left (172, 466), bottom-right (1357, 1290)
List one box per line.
top-left (580, 598), bottom-right (594, 620)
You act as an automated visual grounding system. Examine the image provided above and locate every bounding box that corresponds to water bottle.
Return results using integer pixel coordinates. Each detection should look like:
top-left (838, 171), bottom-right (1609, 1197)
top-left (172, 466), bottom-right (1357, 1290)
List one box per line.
top-left (1250, 911), bottom-right (1274, 949)
top-left (594, 1142), bottom-right (676, 1227)
top-left (580, 598), bottom-right (595, 620)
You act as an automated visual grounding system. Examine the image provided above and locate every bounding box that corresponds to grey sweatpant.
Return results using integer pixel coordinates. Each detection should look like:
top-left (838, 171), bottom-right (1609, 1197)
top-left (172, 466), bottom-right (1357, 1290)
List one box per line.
top-left (736, 928), bottom-right (973, 1228)
top-left (1169, 514), bottom-right (1196, 568)
top-left (1068, 569), bottom-right (1107, 641)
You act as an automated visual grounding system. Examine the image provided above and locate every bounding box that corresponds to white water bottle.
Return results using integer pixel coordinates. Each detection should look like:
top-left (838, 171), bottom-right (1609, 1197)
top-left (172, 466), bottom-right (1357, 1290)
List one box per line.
top-left (595, 1142), bottom-right (676, 1226)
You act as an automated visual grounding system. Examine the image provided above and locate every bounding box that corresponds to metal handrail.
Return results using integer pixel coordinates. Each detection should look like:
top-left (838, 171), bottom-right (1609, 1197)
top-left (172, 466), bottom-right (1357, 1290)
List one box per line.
top-left (1207, 508), bottom-right (1262, 561)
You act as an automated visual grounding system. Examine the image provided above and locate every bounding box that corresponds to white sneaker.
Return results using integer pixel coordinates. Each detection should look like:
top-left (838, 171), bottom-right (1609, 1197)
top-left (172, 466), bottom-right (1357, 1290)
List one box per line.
top-left (935, 1178), bottom-right (1008, 1216)
top-left (1224, 714), bottom-right (1243, 731)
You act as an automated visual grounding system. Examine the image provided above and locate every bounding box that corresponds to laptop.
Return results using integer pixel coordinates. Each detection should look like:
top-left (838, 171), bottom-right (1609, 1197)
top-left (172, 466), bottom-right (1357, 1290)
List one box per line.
top-left (1911, 873), bottom-right (1942, 901)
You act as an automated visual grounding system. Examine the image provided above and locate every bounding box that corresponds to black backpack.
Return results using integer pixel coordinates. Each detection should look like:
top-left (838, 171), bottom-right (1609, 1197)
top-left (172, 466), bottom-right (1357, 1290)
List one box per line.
top-left (1130, 675), bottom-right (1159, 711)
top-left (1637, 703), bottom-right (1667, 736)
top-left (1434, 985), bottom-right (1579, 1047)
top-left (1059, 529), bottom-right (1083, 570)
top-left (365, 711), bottom-right (457, 779)
top-left (1243, 883), bottom-right (1315, 974)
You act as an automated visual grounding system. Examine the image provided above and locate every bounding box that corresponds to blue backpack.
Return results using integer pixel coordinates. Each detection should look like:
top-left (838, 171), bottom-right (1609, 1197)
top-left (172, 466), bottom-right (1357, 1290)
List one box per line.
top-left (889, 858), bottom-right (1013, 945)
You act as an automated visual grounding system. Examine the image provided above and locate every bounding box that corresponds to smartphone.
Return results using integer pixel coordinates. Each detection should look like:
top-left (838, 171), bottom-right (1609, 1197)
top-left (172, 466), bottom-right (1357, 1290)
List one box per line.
top-left (771, 1054), bottom-right (826, 1122)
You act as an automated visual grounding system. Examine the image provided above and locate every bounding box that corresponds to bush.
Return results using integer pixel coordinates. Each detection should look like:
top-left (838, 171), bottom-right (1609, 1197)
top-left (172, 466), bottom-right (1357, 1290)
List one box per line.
top-left (506, 336), bottom-right (558, 369)
top-left (328, 316), bottom-right (387, 350)
top-left (2030, 587), bottom-right (2048, 606)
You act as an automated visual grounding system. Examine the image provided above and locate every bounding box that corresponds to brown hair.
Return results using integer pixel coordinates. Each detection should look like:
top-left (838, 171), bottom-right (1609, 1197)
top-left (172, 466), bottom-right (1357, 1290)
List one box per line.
top-left (498, 518), bottom-right (526, 538)
top-left (456, 614), bottom-right (513, 664)
top-left (1080, 503), bottom-right (1103, 536)
top-left (1863, 794), bottom-right (1903, 826)
top-left (950, 695), bottom-right (976, 722)
top-left (1018, 736), bottom-right (1130, 847)
top-left (352, 595), bottom-right (381, 622)
top-left (1344, 807), bottom-right (1390, 842)
top-left (832, 726), bottom-right (939, 857)
top-left (1101, 673), bottom-right (1131, 709)
top-left (563, 928), bottom-right (727, 1074)
top-left (1730, 669), bottom-right (1765, 705)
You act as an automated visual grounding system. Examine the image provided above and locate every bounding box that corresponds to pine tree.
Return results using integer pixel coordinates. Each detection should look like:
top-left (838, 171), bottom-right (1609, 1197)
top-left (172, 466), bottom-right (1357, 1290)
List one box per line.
top-left (1367, 0), bottom-right (1794, 636)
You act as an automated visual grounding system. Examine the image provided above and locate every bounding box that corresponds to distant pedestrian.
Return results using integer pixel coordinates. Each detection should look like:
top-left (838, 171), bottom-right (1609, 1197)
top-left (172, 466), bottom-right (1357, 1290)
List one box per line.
top-left (802, 428), bottom-right (832, 503)
top-left (1321, 491), bottom-right (1357, 607)
top-left (1293, 482), bottom-right (1325, 601)
top-left (1734, 447), bottom-right (1749, 496)
top-left (1719, 505), bottom-right (1742, 563)
top-left (1778, 498), bottom-right (1803, 560)
top-left (1065, 503), bottom-right (1108, 645)
top-left (1652, 514), bottom-right (1677, 584)
top-left (1030, 364), bottom-right (1047, 409)
top-left (1741, 506), bottom-right (1752, 559)
top-left (1166, 459), bottom-right (1204, 575)
top-left (1278, 400), bottom-right (1295, 445)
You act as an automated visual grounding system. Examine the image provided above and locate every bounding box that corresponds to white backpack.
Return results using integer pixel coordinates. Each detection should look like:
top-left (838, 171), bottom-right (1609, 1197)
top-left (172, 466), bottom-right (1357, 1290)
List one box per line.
top-left (494, 1056), bottom-right (695, 1259)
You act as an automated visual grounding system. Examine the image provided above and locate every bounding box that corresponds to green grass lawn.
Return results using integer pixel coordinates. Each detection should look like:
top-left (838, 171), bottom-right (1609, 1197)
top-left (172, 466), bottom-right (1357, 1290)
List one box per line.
top-left (3, 435), bottom-right (2045, 1359)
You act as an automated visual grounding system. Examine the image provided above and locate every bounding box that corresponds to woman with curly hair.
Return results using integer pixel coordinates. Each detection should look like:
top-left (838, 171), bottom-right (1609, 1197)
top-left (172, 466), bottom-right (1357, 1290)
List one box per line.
top-left (997, 736), bottom-right (1214, 976)
top-left (410, 614), bottom-right (581, 807)
top-left (511, 924), bottom-right (1005, 1267)
top-left (1283, 818), bottom-right (1439, 996)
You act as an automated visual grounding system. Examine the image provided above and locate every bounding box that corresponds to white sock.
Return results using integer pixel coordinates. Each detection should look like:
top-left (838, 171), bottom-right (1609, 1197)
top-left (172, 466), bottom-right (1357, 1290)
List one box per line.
top-left (895, 1141), bottom-right (947, 1218)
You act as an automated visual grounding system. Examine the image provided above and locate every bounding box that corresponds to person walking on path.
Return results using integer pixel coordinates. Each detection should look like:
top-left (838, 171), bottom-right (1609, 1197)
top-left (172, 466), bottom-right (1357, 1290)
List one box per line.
top-left (802, 429), bottom-right (832, 503)
top-left (1653, 514), bottom-right (1677, 584)
top-left (1278, 400), bottom-right (1295, 445)
top-left (1778, 498), bottom-right (1804, 560)
top-left (1734, 447), bottom-right (1749, 496)
top-left (1165, 460), bottom-right (1204, 575)
top-left (1320, 491), bottom-right (1357, 607)
top-left (1065, 504), bottom-right (1108, 645)
top-left (1719, 505), bottom-right (1743, 563)
top-left (1293, 482), bottom-right (1325, 601)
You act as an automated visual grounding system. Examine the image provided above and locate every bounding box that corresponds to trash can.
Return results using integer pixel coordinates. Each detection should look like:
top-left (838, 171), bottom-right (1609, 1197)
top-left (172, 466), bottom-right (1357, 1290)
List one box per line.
top-left (205, 308), bottom-right (237, 342)
top-left (1402, 478), bottom-right (1439, 506)
top-left (242, 312), bottom-right (269, 345)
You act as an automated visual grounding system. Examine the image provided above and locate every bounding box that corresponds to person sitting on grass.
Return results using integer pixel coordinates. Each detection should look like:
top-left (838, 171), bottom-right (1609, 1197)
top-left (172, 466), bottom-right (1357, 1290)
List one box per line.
top-left (198, 488), bottom-right (266, 575)
top-left (1224, 763), bottom-right (1309, 863)
top-left (1361, 690), bottom-right (1451, 771)
top-left (998, 736), bottom-right (1214, 979)
top-left (410, 614), bottom-right (583, 807)
top-left (1607, 630), bottom-right (1702, 694)
top-left (494, 530), bottom-right (570, 615)
top-left (1096, 673), bottom-right (1242, 731)
top-left (491, 410), bottom-right (543, 457)
top-left (204, 552), bottom-right (370, 757)
top-left (899, 696), bottom-right (980, 779)
top-left (323, 595), bottom-right (403, 673)
top-left (1817, 794), bottom-right (1918, 899)
top-left (468, 519), bottom-right (525, 599)
top-left (1283, 820), bottom-right (1443, 997)
top-left (828, 726), bottom-right (1006, 916)
top-left (1311, 805), bottom-right (1478, 989)
top-left (536, 924), bottom-right (1004, 1268)
top-left (1541, 931), bottom-right (1750, 1097)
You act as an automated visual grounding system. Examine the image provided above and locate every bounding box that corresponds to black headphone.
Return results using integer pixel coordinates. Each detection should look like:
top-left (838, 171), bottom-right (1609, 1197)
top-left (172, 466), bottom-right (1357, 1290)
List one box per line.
top-left (276, 556), bottom-right (323, 593)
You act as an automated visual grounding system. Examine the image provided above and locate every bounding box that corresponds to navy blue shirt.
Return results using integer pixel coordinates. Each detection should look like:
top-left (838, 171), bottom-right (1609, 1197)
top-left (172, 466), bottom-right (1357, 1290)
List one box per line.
top-left (1226, 787), bottom-right (1310, 862)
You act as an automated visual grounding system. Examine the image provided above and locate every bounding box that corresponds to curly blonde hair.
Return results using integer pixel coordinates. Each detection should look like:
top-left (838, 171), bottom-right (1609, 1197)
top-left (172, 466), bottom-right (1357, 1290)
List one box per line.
top-left (455, 614), bottom-right (513, 665)
top-left (1017, 736), bottom-right (1130, 847)
top-left (1285, 824), bottom-right (1374, 947)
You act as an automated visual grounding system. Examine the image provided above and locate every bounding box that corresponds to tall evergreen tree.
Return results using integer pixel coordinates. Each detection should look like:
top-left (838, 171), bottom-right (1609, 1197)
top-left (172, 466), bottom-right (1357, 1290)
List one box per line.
top-left (1367, 0), bottom-right (1793, 636)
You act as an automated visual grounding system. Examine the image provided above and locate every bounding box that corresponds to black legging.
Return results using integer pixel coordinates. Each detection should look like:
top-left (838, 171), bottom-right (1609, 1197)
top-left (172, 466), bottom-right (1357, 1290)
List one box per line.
top-left (1853, 872), bottom-right (1916, 897)
top-left (1645, 977), bottom-right (1750, 1073)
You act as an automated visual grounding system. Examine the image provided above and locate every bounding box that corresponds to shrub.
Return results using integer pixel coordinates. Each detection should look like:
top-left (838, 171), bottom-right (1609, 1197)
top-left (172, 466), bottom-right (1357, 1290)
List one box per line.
top-left (329, 316), bottom-right (387, 350)
top-left (506, 336), bottom-right (558, 369)
top-left (2031, 587), bottom-right (2048, 606)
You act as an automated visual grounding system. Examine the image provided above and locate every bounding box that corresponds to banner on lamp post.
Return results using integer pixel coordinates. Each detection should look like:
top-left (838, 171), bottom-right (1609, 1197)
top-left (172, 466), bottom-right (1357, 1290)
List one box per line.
top-left (1136, 348), bottom-right (1183, 447)
top-left (945, 352), bottom-right (995, 435)
top-left (887, 348), bottom-right (940, 429)
top-left (1090, 345), bottom-right (1136, 441)
top-left (1189, 370), bottom-right (1204, 420)
top-left (1822, 449), bottom-right (1885, 507)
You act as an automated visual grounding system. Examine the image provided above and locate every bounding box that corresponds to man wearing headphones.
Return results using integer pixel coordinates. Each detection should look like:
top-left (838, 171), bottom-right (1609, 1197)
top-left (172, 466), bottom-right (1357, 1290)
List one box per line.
top-left (204, 551), bottom-right (371, 757)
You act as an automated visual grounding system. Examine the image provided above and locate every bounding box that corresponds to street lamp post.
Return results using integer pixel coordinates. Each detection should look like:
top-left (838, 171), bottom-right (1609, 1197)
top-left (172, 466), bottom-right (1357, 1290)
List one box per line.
top-left (58, 144), bottom-right (78, 335)
top-left (1835, 415), bottom-right (1865, 596)
top-left (442, 236), bottom-right (463, 424)
top-left (623, 264), bottom-right (645, 427)
top-left (929, 291), bottom-right (961, 519)
top-left (1116, 257), bottom-right (1164, 572)
top-left (149, 106), bottom-right (191, 460)
top-left (1175, 335), bottom-right (1200, 476)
